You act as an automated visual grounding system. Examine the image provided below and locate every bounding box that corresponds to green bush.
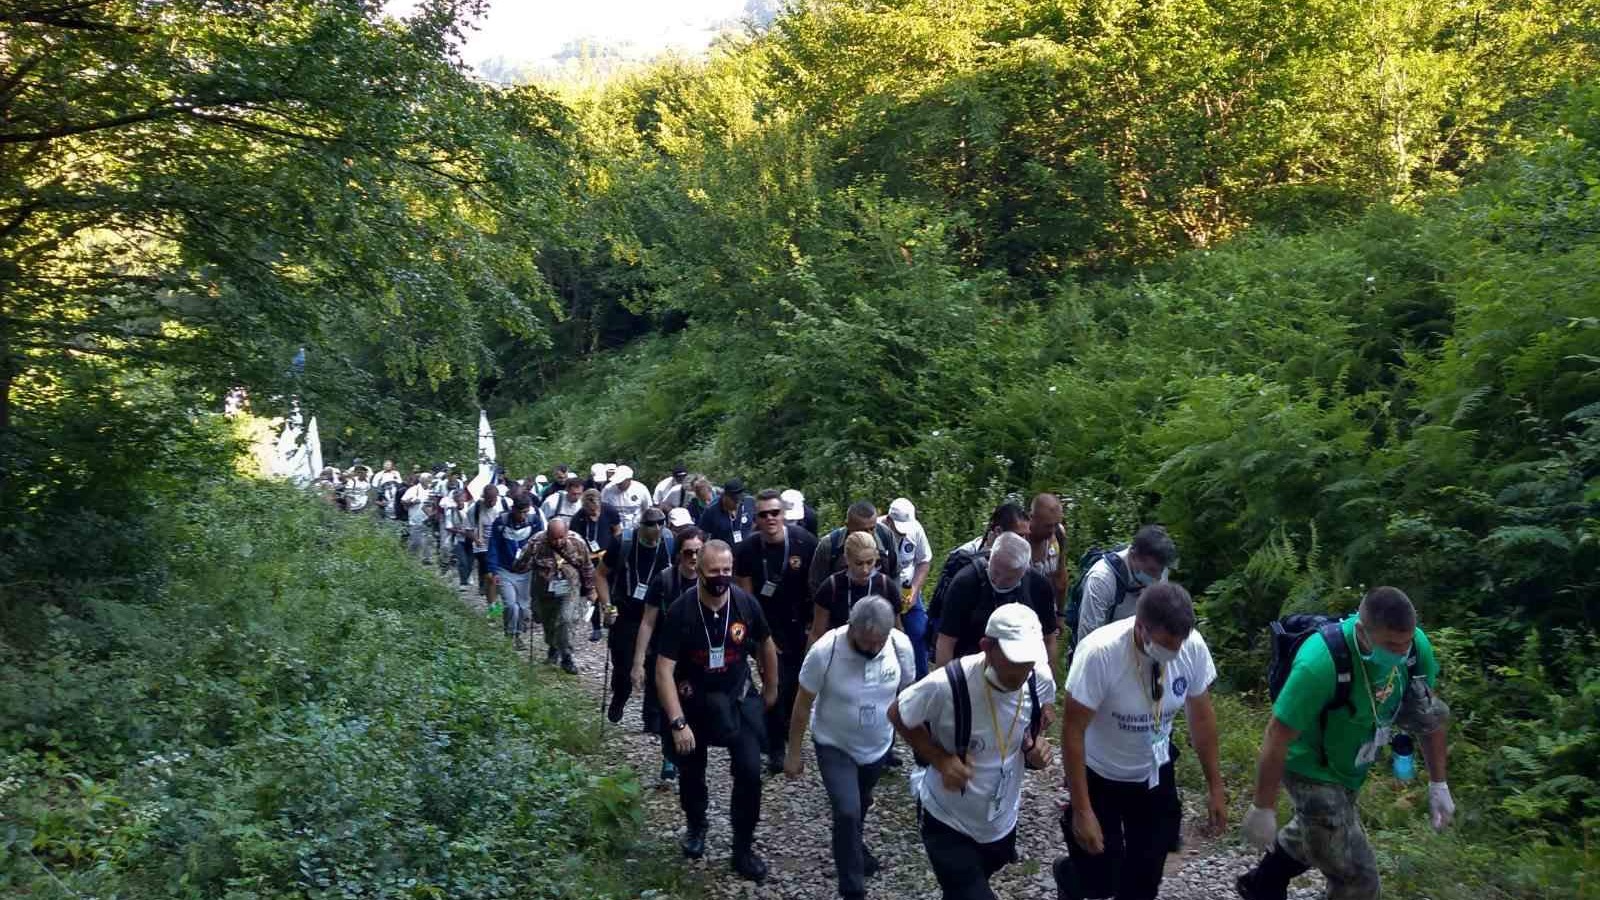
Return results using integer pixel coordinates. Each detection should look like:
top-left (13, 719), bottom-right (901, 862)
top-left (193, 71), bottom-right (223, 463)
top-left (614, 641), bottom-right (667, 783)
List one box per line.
top-left (0, 481), bottom-right (662, 899)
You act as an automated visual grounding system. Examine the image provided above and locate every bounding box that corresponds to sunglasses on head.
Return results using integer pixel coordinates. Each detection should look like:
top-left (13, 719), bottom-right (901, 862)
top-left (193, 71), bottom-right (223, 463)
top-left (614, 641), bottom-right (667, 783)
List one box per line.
top-left (756, 509), bottom-right (783, 518)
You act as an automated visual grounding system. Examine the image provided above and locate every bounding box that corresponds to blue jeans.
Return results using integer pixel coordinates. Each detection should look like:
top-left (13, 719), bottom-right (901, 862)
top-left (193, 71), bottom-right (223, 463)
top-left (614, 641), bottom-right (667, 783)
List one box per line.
top-left (902, 597), bottom-right (929, 680)
top-left (497, 569), bottom-right (532, 636)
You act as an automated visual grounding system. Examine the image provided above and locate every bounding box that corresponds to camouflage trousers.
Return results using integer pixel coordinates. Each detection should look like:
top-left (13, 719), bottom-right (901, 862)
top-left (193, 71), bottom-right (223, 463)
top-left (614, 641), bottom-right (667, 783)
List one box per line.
top-left (1278, 678), bottom-right (1450, 900)
top-left (535, 587), bottom-right (586, 656)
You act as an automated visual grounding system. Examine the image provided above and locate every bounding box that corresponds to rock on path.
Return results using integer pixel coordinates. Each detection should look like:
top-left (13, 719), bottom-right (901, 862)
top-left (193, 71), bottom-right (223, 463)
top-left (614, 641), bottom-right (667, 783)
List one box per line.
top-left (463, 584), bottom-right (1325, 900)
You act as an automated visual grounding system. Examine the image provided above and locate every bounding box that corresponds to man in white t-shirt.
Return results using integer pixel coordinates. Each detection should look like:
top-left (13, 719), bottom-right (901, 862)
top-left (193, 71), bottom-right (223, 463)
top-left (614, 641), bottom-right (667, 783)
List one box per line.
top-left (601, 465), bottom-right (652, 529)
top-left (653, 463), bottom-right (689, 506)
top-left (1074, 525), bottom-right (1178, 642)
top-left (1055, 582), bottom-right (1226, 900)
top-left (542, 476), bottom-right (585, 523)
top-left (881, 497), bottom-right (933, 679)
top-left (890, 604), bottom-right (1055, 900)
top-left (785, 595), bottom-right (916, 900)
top-left (402, 474), bottom-right (436, 564)
top-left (372, 459), bottom-right (402, 492)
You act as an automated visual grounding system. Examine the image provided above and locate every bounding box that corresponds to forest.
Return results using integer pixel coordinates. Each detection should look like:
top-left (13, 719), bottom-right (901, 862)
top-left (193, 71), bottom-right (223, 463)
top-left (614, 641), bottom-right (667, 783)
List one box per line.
top-left (2, 1), bottom-right (1597, 897)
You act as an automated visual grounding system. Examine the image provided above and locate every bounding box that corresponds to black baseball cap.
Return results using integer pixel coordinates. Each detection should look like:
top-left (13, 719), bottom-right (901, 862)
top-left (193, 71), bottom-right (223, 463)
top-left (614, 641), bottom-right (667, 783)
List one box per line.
top-left (641, 507), bottom-right (667, 525)
top-left (723, 478), bottom-right (745, 495)
top-left (673, 462), bottom-right (688, 478)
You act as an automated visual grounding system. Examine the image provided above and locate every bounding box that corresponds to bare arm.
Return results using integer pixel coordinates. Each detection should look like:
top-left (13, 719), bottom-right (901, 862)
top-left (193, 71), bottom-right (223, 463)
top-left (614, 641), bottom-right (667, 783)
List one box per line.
top-left (1187, 692), bottom-right (1229, 833)
top-left (1422, 720), bottom-right (1449, 783)
top-left (656, 654), bottom-right (684, 723)
top-left (786, 687), bottom-right (816, 766)
top-left (1061, 695), bottom-right (1104, 853)
top-left (889, 699), bottom-right (951, 771)
top-left (808, 602), bottom-right (831, 649)
top-left (758, 637), bottom-right (780, 706)
top-left (909, 560), bottom-right (931, 598)
top-left (595, 562), bottom-right (612, 607)
top-left (934, 633), bottom-right (957, 667)
top-left (1252, 715), bottom-right (1300, 809)
top-left (631, 606), bottom-right (659, 685)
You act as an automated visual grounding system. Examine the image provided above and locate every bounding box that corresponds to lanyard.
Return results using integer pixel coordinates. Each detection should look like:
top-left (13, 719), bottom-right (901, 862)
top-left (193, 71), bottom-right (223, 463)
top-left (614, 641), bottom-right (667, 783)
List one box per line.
top-left (697, 596), bottom-right (732, 652)
top-left (984, 671), bottom-right (1025, 763)
top-left (760, 526), bottom-right (789, 584)
top-left (1362, 659), bottom-right (1400, 729)
top-left (837, 572), bottom-right (881, 610)
top-left (630, 536), bottom-right (666, 595)
top-left (1129, 632), bottom-right (1167, 735)
top-left (582, 516), bottom-right (598, 545)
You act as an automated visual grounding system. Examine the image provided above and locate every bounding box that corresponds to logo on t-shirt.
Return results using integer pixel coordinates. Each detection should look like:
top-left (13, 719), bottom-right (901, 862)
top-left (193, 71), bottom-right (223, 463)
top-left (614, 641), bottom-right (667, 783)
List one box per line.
top-left (730, 621), bottom-right (747, 644)
top-left (789, 555), bottom-right (803, 570)
top-left (1173, 676), bottom-right (1188, 698)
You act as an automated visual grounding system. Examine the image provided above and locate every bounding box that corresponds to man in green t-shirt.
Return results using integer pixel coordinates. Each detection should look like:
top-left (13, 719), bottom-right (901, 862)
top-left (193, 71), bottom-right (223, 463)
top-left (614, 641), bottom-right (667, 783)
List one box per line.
top-left (1236, 587), bottom-right (1455, 900)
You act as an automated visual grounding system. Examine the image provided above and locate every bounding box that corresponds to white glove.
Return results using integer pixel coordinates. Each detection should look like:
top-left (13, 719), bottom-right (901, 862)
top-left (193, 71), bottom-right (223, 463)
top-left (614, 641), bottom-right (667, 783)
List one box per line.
top-left (1428, 781), bottom-right (1455, 831)
top-left (1242, 805), bottom-right (1279, 849)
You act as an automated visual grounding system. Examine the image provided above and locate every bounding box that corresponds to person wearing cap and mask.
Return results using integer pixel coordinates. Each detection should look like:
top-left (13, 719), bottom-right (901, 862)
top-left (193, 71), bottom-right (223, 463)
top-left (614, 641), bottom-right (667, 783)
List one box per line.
top-left (632, 526), bottom-right (705, 788)
top-left (654, 463), bottom-right (691, 506)
top-left (697, 478), bottom-right (754, 546)
top-left (936, 532), bottom-right (1061, 676)
top-left (889, 603), bottom-right (1056, 900)
top-left (656, 539), bottom-right (781, 883)
top-left (602, 465), bottom-right (653, 530)
top-left (1074, 525), bottom-right (1177, 643)
top-left (599, 506), bottom-right (676, 724)
top-left (882, 497), bottom-right (934, 679)
top-left (1054, 583), bottom-right (1226, 900)
top-left (487, 495), bottom-right (545, 652)
top-left (734, 489), bottom-right (821, 775)
top-left (780, 488), bottom-right (819, 537)
top-left (519, 517), bottom-right (596, 673)
top-left (785, 595), bottom-right (916, 900)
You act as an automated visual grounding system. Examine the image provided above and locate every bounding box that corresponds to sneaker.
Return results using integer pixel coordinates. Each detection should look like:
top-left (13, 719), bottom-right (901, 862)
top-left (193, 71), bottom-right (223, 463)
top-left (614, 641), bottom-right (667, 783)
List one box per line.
top-left (560, 655), bottom-right (579, 675)
top-left (606, 695), bottom-right (626, 724)
top-left (1054, 856), bottom-right (1078, 900)
top-left (681, 825), bottom-right (707, 859)
top-left (659, 759), bottom-right (678, 783)
top-left (731, 849), bottom-right (768, 883)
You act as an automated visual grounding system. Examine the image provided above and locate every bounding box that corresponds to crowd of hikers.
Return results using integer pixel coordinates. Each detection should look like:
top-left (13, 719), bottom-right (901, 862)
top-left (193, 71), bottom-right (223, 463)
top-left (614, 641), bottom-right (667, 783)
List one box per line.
top-left (309, 459), bottom-right (1458, 900)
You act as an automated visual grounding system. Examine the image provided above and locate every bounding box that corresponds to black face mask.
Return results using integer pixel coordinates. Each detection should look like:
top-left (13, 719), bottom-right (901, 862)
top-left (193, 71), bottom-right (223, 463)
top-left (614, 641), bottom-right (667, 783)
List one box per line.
top-left (704, 574), bottom-right (732, 595)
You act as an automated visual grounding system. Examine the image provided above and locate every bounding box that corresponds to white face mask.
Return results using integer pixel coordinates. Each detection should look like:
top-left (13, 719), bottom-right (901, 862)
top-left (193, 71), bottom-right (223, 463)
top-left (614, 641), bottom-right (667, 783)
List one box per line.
top-left (1144, 640), bottom-right (1180, 664)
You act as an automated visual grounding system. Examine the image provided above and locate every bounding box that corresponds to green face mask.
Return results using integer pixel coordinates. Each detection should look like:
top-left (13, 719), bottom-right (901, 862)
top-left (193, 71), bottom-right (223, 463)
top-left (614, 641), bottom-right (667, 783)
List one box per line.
top-left (1357, 623), bottom-right (1411, 670)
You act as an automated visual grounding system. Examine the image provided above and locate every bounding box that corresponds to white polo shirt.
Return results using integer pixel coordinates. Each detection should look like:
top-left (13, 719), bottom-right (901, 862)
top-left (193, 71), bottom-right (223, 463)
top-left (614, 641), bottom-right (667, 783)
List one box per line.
top-left (1065, 616), bottom-right (1216, 783)
top-left (799, 626), bottom-right (916, 764)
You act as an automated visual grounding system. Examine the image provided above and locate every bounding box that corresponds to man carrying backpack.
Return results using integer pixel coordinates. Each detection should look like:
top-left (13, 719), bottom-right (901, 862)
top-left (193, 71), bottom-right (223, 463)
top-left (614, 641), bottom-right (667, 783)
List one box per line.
top-left (1054, 583), bottom-right (1226, 900)
top-left (809, 500), bottom-right (902, 595)
top-left (889, 603), bottom-right (1055, 900)
top-left (926, 501), bottom-right (1031, 653)
top-left (1236, 587), bottom-right (1454, 900)
top-left (1028, 493), bottom-right (1070, 614)
top-left (596, 507), bottom-right (675, 724)
top-left (1069, 525), bottom-right (1178, 644)
top-left (935, 532), bottom-right (1062, 677)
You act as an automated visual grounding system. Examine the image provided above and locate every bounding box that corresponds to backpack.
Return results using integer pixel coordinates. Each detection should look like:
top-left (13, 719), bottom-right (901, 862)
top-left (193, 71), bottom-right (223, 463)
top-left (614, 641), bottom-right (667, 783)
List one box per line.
top-left (941, 659), bottom-right (1043, 763)
top-left (1267, 614), bottom-right (1422, 765)
top-left (1062, 544), bottom-right (1132, 642)
top-left (824, 522), bottom-right (897, 578)
top-left (613, 528), bottom-right (676, 598)
top-left (927, 542), bottom-right (985, 621)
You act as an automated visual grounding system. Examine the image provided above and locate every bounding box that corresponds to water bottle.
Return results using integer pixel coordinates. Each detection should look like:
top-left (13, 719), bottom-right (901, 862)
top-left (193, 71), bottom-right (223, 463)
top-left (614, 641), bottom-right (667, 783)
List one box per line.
top-left (1391, 733), bottom-right (1416, 781)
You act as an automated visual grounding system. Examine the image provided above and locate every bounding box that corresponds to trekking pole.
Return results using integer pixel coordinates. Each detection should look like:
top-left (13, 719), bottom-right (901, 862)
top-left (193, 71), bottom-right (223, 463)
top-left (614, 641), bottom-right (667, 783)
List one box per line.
top-left (600, 628), bottom-right (610, 738)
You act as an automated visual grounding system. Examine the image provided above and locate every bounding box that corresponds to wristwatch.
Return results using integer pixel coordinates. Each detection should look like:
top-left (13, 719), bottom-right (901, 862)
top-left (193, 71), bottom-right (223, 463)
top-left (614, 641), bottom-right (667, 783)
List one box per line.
top-left (670, 717), bottom-right (688, 732)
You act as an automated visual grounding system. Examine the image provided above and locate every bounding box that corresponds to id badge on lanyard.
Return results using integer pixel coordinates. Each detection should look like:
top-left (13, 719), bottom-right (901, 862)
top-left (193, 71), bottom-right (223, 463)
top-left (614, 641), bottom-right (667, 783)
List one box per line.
top-left (707, 646), bottom-right (726, 671)
top-left (632, 582), bottom-right (649, 601)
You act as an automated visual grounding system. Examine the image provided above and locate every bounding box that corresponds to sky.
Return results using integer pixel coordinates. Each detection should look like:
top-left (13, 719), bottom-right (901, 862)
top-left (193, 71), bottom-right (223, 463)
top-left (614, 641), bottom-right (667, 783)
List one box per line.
top-left (389, 0), bottom-right (751, 73)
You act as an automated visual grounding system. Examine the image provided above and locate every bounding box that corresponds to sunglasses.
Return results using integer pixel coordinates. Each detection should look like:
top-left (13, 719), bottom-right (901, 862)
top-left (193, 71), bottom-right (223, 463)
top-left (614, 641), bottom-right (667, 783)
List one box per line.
top-left (756, 509), bottom-right (784, 519)
top-left (1150, 662), bottom-right (1164, 704)
top-left (680, 547), bottom-right (701, 557)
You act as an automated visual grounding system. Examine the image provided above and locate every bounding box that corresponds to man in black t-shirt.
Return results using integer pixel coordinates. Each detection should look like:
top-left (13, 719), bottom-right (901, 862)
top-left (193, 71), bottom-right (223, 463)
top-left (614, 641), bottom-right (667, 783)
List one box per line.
top-left (656, 539), bottom-right (779, 883)
top-left (936, 531), bottom-right (1062, 676)
top-left (630, 527), bottom-right (704, 788)
top-left (597, 507), bottom-right (674, 724)
top-left (733, 489), bottom-right (820, 775)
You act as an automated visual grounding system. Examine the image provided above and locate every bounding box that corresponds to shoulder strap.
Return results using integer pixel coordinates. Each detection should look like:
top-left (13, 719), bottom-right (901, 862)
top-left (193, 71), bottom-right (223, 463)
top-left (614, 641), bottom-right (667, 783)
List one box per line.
top-left (944, 659), bottom-right (972, 762)
top-left (1316, 620), bottom-right (1355, 767)
top-left (1027, 672), bottom-right (1042, 740)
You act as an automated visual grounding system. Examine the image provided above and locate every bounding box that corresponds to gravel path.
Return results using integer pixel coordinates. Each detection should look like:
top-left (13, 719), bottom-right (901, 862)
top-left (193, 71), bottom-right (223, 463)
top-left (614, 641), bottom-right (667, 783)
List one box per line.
top-left (460, 583), bottom-right (1325, 900)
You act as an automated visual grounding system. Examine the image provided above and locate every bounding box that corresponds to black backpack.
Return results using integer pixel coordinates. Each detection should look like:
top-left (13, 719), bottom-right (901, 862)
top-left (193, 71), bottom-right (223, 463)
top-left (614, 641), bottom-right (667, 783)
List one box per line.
top-left (1267, 614), bottom-right (1421, 765)
top-left (927, 542), bottom-right (985, 621)
top-left (1062, 544), bottom-right (1132, 642)
top-left (941, 659), bottom-right (1043, 764)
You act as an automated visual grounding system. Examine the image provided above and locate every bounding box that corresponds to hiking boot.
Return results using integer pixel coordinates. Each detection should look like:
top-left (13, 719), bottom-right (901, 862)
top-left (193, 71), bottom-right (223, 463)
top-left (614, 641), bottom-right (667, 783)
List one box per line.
top-left (545, 647), bottom-right (560, 666)
top-left (681, 824), bottom-right (707, 859)
top-left (560, 654), bottom-right (579, 675)
top-left (862, 847), bottom-right (880, 878)
top-left (731, 848), bottom-right (768, 883)
top-left (1235, 847), bottom-right (1307, 900)
top-left (1053, 855), bottom-right (1080, 900)
top-left (765, 754), bottom-right (785, 777)
top-left (606, 694), bottom-right (626, 724)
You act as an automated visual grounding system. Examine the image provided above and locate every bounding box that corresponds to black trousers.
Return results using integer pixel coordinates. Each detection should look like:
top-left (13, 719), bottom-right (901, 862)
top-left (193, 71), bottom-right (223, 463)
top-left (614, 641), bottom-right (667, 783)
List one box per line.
top-left (763, 642), bottom-right (803, 762)
top-left (672, 715), bottom-right (764, 852)
top-left (920, 808), bottom-right (1017, 900)
top-left (1059, 761), bottom-right (1181, 900)
top-left (607, 619), bottom-right (640, 705)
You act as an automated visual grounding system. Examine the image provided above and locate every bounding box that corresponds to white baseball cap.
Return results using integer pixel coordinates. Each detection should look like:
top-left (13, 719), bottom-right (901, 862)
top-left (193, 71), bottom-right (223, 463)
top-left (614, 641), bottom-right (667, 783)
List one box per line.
top-left (985, 603), bottom-right (1047, 664)
top-left (590, 463), bottom-right (608, 482)
top-left (668, 507), bottom-right (693, 529)
top-left (611, 465), bottom-right (634, 484)
top-left (780, 488), bottom-right (805, 521)
top-left (888, 497), bottom-right (916, 524)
